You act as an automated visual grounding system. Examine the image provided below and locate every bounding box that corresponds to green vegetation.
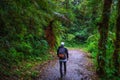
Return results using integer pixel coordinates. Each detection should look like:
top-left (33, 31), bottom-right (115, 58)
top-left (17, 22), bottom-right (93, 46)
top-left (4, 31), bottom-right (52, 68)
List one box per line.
top-left (0, 0), bottom-right (58, 79)
top-left (0, 0), bottom-right (120, 80)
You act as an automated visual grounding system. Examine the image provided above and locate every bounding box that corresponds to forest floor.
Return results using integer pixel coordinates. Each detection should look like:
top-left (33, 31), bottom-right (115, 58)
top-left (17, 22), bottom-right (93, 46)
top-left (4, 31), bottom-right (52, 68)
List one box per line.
top-left (33, 49), bottom-right (99, 80)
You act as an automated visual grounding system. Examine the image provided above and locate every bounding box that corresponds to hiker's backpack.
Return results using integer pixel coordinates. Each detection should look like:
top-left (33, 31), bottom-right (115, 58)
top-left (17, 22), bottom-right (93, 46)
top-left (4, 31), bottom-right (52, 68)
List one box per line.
top-left (58, 47), bottom-right (66, 58)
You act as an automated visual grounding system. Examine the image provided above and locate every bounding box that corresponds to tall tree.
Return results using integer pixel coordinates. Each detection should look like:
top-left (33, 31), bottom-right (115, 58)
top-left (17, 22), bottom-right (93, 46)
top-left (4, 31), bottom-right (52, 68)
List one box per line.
top-left (45, 20), bottom-right (55, 51)
top-left (113, 0), bottom-right (120, 76)
top-left (97, 0), bottom-right (112, 76)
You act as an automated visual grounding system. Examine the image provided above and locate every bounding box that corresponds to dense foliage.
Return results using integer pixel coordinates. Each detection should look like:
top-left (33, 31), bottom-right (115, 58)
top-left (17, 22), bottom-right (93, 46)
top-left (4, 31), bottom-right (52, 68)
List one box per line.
top-left (0, 0), bottom-right (120, 79)
top-left (0, 0), bottom-right (63, 79)
top-left (63, 0), bottom-right (120, 79)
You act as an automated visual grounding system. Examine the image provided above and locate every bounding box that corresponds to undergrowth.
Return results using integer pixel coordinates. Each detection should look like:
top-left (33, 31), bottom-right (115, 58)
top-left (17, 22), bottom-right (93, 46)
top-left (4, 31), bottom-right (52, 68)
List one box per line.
top-left (0, 53), bottom-right (53, 80)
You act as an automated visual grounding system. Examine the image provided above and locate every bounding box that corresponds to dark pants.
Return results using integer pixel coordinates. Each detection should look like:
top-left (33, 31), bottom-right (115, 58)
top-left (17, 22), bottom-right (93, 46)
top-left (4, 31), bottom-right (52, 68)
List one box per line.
top-left (59, 61), bottom-right (66, 78)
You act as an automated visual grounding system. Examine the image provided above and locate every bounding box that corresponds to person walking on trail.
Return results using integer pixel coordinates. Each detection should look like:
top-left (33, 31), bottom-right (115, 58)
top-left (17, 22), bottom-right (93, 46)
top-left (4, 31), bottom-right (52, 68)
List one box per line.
top-left (57, 42), bottom-right (69, 78)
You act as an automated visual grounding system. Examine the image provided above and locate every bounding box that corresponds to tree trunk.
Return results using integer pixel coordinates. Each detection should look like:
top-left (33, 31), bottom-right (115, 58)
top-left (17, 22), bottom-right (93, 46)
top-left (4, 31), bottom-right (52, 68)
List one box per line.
top-left (45, 20), bottom-right (55, 51)
top-left (97, 0), bottom-right (112, 76)
top-left (113, 0), bottom-right (120, 76)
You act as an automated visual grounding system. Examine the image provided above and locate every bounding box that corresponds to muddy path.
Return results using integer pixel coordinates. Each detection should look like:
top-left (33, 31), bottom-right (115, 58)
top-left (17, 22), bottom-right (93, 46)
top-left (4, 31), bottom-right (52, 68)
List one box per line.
top-left (34, 49), bottom-right (98, 80)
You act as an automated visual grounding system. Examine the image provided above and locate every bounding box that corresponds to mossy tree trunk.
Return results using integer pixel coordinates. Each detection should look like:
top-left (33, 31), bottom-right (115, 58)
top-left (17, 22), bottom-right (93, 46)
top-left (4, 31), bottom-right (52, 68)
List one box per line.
top-left (113, 0), bottom-right (120, 76)
top-left (45, 20), bottom-right (55, 52)
top-left (97, 0), bottom-right (112, 76)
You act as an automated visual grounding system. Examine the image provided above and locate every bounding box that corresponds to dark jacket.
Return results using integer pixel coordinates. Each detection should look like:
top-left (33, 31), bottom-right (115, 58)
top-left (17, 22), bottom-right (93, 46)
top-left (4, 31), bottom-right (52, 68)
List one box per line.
top-left (57, 45), bottom-right (69, 60)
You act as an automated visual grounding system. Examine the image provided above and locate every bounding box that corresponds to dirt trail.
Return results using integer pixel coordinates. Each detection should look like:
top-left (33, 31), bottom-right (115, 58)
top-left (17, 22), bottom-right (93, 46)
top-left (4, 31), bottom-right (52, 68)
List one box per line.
top-left (34, 49), bottom-right (98, 80)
